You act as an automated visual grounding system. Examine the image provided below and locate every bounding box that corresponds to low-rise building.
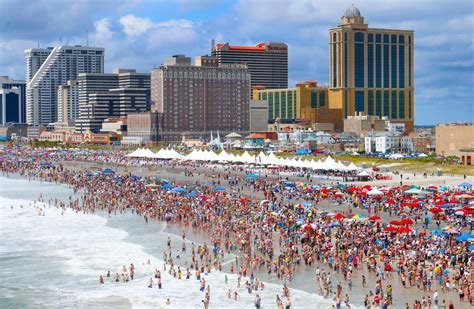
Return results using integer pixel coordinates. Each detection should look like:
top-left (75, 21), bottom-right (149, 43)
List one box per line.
top-left (0, 123), bottom-right (28, 141)
top-left (435, 123), bottom-right (474, 157)
top-left (249, 100), bottom-right (268, 132)
top-left (343, 114), bottom-right (386, 135)
top-left (365, 133), bottom-right (413, 154)
top-left (127, 112), bottom-right (160, 142)
top-left (100, 118), bottom-right (127, 136)
top-left (27, 125), bottom-right (47, 140)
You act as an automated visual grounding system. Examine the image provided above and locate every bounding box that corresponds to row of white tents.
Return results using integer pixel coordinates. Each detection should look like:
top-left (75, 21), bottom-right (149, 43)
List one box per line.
top-left (126, 148), bottom-right (362, 172)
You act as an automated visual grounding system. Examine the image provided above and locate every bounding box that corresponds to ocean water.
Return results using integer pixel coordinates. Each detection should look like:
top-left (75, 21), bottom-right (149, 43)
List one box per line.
top-left (0, 176), bottom-right (343, 308)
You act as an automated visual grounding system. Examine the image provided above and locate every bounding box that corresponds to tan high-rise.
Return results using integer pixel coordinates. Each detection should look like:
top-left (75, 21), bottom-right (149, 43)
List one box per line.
top-left (329, 5), bottom-right (414, 131)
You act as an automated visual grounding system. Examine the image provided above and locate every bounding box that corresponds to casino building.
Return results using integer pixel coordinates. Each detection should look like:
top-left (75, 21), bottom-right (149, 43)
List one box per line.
top-left (254, 5), bottom-right (415, 132)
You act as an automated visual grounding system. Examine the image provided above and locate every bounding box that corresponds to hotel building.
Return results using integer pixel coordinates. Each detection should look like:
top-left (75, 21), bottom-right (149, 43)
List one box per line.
top-left (75, 69), bottom-right (150, 133)
top-left (0, 76), bottom-right (26, 125)
top-left (151, 55), bottom-right (250, 141)
top-left (25, 45), bottom-right (104, 125)
top-left (57, 80), bottom-right (78, 123)
top-left (329, 5), bottom-right (414, 131)
top-left (212, 42), bottom-right (288, 90)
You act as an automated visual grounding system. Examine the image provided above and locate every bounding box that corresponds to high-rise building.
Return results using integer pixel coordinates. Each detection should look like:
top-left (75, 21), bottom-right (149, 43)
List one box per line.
top-left (0, 76), bottom-right (26, 125)
top-left (57, 80), bottom-right (78, 123)
top-left (212, 42), bottom-right (288, 90)
top-left (75, 69), bottom-right (150, 133)
top-left (151, 55), bottom-right (250, 141)
top-left (24, 45), bottom-right (104, 125)
top-left (329, 5), bottom-right (414, 131)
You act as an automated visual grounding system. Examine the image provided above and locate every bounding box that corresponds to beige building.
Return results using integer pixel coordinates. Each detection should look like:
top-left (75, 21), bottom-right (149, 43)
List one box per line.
top-left (57, 80), bottom-right (78, 123)
top-left (436, 123), bottom-right (474, 162)
top-left (344, 114), bottom-right (386, 135)
top-left (249, 100), bottom-right (268, 132)
top-left (127, 111), bottom-right (160, 142)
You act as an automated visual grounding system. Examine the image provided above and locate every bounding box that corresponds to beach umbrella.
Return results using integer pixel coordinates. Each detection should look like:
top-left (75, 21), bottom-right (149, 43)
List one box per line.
top-left (367, 188), bottom-right (384, 196)
top-left (400, 218), bottom-right (414, 225)
top-left (213, 186), bottom-right (226, 191)
top-left (333, 214), bottom-right (346, 220)
top-left (430, 229), bottom-right (444, 236)
top-left (352, 214), bottom-right (365, 219)
top-left (161, 184), bottom-right (173, 189)
top-left (398, 227), bottom-right (411, 233)
top-left (390, 220), bottom-right (402, 225)
top-left (456, 234), bottom-right (474, 242)
top-left (419, 231), bottom-right (427, 236)
top-left (385, 199), bottom-right (395, 205)
top-left (302, 201), bottom-right (312, 207)
top-left (468, 245), bottom-right (474, 251)
top-left (458, 182), bottom-right (472, 188)
top-left (170, 187), bottom-right (186, 193)
top-left (334, 192), bottom-right (344, 198)
top-left (429, 207), bottom-right (442, 213)
top-left (368, 215), bottom-right (381, 221)
top-left (187, 191), bottom-right (197, 197)
top-left (383, 226), bottom-right (397, 232)
top-left (260, 200), bottom-right (271, 205)
top-left (102, 168), bottom-right (114, 174)
top-left (246, 173), bottom-right (259, 179)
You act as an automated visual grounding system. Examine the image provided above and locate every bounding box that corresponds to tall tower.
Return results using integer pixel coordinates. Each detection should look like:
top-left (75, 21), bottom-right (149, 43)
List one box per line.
top-left (24, 45), bottom-right (104, 125)
top-left (329, 5), bottom-right (414, 131)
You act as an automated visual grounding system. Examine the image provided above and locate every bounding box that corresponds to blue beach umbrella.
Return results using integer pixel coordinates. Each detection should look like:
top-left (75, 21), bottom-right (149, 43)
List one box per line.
top-left (161, 184), bottom-right (173, 189)
top-left (246, 173), bottom-right (258, 179)
top-left (456, 234), bottom-right (474, 242)
top-left (458, 182), bottom-right (472, 188)
top-left (102, 168), bottom-right (114, 174)
top-left (302, 201), bottom-right (312, 207)
top-left (468, 245), bottom-right (474, 251)
top-left (170, 187), bottom-right (186, 193)
top-left (187, 191), bottom-right (197, 197)
top-left (213, 186), bottom-right (226, 191)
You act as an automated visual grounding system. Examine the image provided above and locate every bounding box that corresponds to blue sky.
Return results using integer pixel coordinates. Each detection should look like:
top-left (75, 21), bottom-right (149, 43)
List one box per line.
top-left (1, 0), bottom-right (473, 125)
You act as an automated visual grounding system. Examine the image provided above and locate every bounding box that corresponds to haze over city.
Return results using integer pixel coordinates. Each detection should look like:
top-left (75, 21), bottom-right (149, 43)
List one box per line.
top-left (1, 0), bottom-right (473, 125)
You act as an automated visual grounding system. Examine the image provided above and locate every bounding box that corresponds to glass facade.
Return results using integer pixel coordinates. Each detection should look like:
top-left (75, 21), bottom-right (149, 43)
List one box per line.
top-left (287, 91), bottom-right (293, 119)
top-left (332, 33), bottom-right (337, 87)
top-left (354, 32), bottom-right (365, 88)
top-left (408, 91), bottom-right (412, 119)
top-left (391, 43), bottom-right (397, 88)
top-left (268, 92), bottom-right (273, 119)
top-left (383, 44), bottom-right (389, 88)
top-left (368, 90), bottom-right (374, 115)
top-left (399, 45), bottom-right (405, 88)
top-left (344, 33), bottom-right (348, 87)
top-left (399, 91), bottom-right (405, 119)
top-left (311, 91), bottom-right (317, 108)
top-left (319, 92), bottom-right (326, 107)
top-left (375, 43), bottom-right (381, 88)
top-left (391, 91), bottom-right (397, 119)
top-left (274, 92), bottom-right (280, 118)
top-left (368, 42), bottom-right (374, 88)
top-left (355, 91), bottom-right (364, 112)
top-left (376, 91), bottom-right (382, 116)
top-left (408, 46), bottom-right (412, 87)
top-left (383, 91), bottom-right (389, 116)
top-left (281, 92), bottom-right (286, 119)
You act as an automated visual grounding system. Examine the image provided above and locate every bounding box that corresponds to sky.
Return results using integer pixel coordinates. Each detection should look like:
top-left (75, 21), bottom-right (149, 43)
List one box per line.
top-left (0, 0), bottom-right (473, 125)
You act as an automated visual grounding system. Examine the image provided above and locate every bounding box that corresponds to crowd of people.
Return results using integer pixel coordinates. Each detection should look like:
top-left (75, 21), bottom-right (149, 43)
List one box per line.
top-left (1, 145), bottom-right (472, 308)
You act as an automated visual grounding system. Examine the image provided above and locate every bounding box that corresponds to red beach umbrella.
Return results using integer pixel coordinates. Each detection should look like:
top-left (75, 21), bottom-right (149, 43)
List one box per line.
top-left (383, 226), bottom-right (397, 232)
top-left (368, 215), bottom-right (381, 221)
top-left (390, 220), bottom-right (402, 225)
top-left (429, 207), bottom-right (442, 213)
top-left (333, 214), bottom-right (346, 220)
top-left (400, 218), bottom-right (414, 225)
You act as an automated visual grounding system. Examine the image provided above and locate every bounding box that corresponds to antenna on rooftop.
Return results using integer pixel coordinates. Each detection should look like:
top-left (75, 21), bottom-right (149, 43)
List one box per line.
top-left (211, 38), bottom-right (215, 53)
top-left (59, 36), bottom-right (62, 46)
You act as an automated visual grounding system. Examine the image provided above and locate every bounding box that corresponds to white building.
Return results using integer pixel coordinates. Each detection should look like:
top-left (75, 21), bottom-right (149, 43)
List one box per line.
top-left (25, 45), bottom-right (104, 125)
top-left (278, 131), bottom-right (336, 144)
top-left (365, 133), bottom-right (413, 154)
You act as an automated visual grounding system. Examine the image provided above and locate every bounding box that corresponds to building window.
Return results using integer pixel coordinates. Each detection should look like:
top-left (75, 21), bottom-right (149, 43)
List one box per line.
top-left (376, 34), bottom-right (381, 43)
top-left (354, 42), bottom-right (364, 87)
top-left (281, 92), bottom-right (287, 119)
top-left (274, 92), bottom-right (280, 118)
top-left (383, 34), bottom-right (389, 43)
top-left (368, 33), bottom-right (373, 43)
top-left (344, 90), bottom-right (348, 118)
top-left (376, 91), bottom-right (382, 116)
top-left (344, 42), bottom-right (348, 87)
top-left (383, 91), bottom-right (389, 116)
top-left (368, 42), bottom-right (374, 88)
top-left (333, 43), bottom-right (337, 87)
top-left (408, 46), bottom-right (412, 87)
top-left (391, 44), bottom-right (397, 88)
top-left (288, 91), bottom-right (293, 119)
top-left (262, 92), bottom-right (267, 100)
top-left (408, 91), bottom-right (412, 119)
top-left (311, 91), bottom-right (318, 108)
top-left (399, 35), bottom-right (405, 44)
top-left (391, 34), bottom-right (397, 44)
top-left (333, 32), bottom-right (337, 42)
top-left (319, 92), bottom-right (326, 107)
top-left (399, 45), bottom-right (405, 88)
top-left (368, 90), bottom-right (374, 115)
top-left (375, 43), bottom-right (382, 88)
top-left (354, 32), bottom-right (364, 42)
top-left (268, 92), bottom-right (273, 120)
top-left (355, 91), bottom-right (364, 112)
top-left (383, 44), bottom-right (389, 88)
top-left (391, 91), bottom-right (397, 119)
top-left (399, 91), bottom-right (405, 119)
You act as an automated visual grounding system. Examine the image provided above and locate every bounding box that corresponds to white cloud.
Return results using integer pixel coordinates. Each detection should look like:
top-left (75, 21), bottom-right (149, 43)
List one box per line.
top-left (119, 14), bottom-right (154, 36)
top-left (94, 18), bottom-right (114, 40)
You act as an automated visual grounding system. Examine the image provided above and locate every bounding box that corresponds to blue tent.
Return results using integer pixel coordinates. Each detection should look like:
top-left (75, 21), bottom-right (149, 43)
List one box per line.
top-left (459, 182), bottom-right (472, 188)
top-left (170, 187), bottom-right (186, 193)
top-left (161, 184), bottom-right (173, 189)
top-left (213, 186), bottom-right (226, 191)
